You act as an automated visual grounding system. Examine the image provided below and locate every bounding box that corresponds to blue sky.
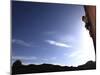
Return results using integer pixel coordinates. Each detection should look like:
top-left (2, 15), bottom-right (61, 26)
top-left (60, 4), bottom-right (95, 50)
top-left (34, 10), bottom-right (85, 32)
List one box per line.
top-left (12, 1), bottom-right (95, 66)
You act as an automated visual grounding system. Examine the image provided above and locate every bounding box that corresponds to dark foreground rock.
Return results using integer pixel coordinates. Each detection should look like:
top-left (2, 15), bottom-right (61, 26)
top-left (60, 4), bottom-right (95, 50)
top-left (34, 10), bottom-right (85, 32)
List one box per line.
top-left (12, 60), bottom-right (96, 75)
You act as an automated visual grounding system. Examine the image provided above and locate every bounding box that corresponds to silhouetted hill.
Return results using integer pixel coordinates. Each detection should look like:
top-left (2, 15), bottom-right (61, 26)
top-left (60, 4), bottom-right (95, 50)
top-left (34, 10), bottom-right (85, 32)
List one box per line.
top-left (78, 61), bottom-right (96, 70)
top-left (12, 60), bottom-right (96, 75)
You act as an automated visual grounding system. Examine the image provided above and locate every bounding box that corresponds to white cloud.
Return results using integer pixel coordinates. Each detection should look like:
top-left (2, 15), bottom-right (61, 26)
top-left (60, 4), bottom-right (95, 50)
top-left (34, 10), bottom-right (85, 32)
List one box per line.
top-left (45, 40), bottom-right (71, 48)
top-left (12, 39), bottom-right (33, 47)
top-left (12, 56), bottom-right (37, 60)
top-left (69, 50), bottom-right (81, 58)
top-left (41, 57), bottom-right (57, 62)
top-left (64, 53), bottom-right (68, 56)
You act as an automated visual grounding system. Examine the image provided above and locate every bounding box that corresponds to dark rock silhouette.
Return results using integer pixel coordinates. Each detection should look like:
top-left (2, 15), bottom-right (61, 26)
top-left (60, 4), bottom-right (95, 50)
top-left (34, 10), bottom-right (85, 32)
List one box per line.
top-left (12, 60), bottom-right (96, 75)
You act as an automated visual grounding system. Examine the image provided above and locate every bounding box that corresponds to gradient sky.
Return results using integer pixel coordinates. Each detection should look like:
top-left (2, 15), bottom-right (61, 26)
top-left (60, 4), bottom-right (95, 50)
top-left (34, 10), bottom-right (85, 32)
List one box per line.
top-left (12, 1), bottom-right (95, 66)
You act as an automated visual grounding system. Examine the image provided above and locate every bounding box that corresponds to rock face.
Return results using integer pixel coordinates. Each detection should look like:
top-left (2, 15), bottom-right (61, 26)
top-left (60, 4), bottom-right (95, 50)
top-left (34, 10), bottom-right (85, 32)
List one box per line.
top-left (12, 60), bottom-right (96, 75)
top-left (83, 6), bottom-right (96, 54)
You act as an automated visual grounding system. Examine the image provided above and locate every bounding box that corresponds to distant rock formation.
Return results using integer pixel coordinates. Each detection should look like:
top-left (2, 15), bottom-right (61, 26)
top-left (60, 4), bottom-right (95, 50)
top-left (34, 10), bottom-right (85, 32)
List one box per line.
top-left (12, 60), bottom-right (96, 75)
top-left (83, 6), bottom-right (96, 53)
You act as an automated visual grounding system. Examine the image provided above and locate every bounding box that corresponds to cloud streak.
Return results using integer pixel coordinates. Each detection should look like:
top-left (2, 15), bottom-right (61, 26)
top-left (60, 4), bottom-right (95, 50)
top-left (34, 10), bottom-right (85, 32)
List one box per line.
top-left (45, 40), bottom-right (71, 48)
top-left (41, 57), bottom-right (57, 62)
top-left (12, 39), bottom-right (33, 47)
top-left (69, 50), bottom-right (81, 58)
top-left (12, 56), bottom-right (37, 60)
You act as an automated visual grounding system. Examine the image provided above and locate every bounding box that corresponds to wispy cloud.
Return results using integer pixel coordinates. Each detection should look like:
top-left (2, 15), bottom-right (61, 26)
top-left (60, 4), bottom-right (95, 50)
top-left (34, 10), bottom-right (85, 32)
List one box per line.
top-left (44, 31), bottom-right (57, 35)
top-left (64, 53), bottom-right (68, 56)
top-left (69, 50), bottom-right (81, 58)
top-left (45, 40), bottom-right (71, 48)
top-left (68, 50), bottom-right (91, 59)
top-left (50, 57), bottom-right (57, 60)
top-left (12, 56), bottom-right (37, 60)
top-left (12, 39), bottom-right (33, 47)
top-left (41, 57), bottom-right (57, 62)
top-left (58, 35), bottom-right (75, 43)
